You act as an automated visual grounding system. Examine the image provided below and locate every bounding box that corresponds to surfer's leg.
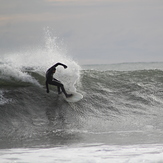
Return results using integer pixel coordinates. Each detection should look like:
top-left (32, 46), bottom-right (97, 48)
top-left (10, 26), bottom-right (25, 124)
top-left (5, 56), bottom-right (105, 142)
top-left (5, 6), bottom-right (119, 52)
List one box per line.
top-left (51, 79), bottom-right (62, 94)
top-left (57, 86), bottom-right (62, 94)
top-left (59, 84), bottom-right (69, 97)
top-left (57, 83), bottom-right (72, 98)
top-left (49, 79), bottom-right (72, 97)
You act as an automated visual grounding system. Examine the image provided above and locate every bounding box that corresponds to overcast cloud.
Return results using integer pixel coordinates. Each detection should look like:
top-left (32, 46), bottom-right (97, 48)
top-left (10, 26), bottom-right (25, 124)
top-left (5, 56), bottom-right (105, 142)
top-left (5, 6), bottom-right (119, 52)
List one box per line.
top-left (0, 0), bottom-right (163, 64)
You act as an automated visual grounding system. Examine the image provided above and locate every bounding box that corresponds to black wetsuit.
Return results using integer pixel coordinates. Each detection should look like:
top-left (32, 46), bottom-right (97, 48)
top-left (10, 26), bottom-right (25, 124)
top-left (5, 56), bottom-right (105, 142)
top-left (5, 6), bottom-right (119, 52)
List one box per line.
top-left (46, 63), bottom-right (72, 97)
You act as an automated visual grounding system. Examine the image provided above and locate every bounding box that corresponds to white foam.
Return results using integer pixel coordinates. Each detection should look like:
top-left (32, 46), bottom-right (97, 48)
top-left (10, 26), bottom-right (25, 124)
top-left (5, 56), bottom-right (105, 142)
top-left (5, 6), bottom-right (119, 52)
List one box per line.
top-left (0, 63), bottom-right (39, 85)
top-left (0, 144), bottom-right (163, 163)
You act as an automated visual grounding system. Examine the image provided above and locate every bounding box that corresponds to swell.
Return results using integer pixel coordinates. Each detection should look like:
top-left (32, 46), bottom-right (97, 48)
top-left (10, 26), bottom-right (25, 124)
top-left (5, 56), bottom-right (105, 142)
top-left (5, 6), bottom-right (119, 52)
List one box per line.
top-left (79, 69), bottom-right (163, 132)
top-left (1, 69), bottom-right (163, 118)
top-left (1, 69), bottom-right (163, 148)
top-left (81, 69), bottom-right (163, 108)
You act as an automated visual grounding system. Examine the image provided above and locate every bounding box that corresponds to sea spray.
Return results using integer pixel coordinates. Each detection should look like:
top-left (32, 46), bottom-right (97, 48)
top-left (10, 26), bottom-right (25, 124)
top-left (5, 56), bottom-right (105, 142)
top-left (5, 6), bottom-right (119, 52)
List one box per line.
top-left (0, 29), bottom-right (81, 91)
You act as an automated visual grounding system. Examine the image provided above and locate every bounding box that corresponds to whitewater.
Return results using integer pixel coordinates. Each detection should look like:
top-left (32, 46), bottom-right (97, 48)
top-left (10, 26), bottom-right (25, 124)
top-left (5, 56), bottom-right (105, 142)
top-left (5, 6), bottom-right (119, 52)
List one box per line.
top-left (1, 35), bottom-right (163, 162)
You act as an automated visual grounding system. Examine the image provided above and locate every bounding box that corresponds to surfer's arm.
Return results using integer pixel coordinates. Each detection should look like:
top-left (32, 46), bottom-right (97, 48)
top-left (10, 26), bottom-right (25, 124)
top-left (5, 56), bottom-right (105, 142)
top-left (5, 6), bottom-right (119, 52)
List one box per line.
top-left (46, 80), bottom-right (49, 93)
top-left (53, 63), bottom-right (67, 69)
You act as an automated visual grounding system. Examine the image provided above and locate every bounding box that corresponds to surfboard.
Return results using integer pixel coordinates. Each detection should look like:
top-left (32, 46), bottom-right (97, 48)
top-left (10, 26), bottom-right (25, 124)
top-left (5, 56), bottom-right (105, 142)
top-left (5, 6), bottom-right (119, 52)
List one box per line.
top-left (63, 92), bottom-right (83, 102)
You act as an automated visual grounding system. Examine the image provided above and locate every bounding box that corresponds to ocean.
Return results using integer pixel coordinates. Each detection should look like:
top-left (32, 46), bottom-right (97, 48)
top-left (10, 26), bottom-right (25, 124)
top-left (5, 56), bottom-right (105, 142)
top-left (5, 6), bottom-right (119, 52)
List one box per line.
top-left (1, 38), bottom-right (163, 162)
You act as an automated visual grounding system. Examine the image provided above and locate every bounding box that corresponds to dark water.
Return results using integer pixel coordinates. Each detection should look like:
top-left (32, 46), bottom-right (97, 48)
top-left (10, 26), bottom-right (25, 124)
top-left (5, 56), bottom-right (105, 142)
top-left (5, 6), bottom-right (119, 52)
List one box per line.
top-left (1, 63), bottom-right (163, 149)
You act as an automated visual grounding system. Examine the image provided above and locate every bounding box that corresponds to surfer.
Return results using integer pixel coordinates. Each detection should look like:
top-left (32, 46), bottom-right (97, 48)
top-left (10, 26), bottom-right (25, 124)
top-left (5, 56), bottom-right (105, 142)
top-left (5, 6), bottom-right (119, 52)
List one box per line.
top-left (46, 63), bottom-right (72, 98)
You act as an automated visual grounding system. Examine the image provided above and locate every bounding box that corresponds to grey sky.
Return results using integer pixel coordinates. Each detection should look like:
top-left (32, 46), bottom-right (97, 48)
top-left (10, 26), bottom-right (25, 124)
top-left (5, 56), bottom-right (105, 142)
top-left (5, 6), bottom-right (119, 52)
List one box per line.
top-left (0, 0), bottom-right (163, 64)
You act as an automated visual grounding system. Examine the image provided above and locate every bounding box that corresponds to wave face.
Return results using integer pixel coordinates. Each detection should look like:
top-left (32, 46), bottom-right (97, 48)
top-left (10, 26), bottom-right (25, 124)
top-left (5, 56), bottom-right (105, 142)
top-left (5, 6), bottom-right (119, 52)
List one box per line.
top-left (1, 61), bottom-right (163, 148)
top-left (81, 67), bottom-right (163, 132)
